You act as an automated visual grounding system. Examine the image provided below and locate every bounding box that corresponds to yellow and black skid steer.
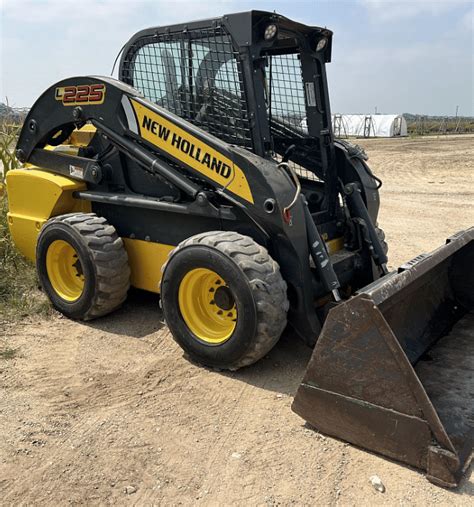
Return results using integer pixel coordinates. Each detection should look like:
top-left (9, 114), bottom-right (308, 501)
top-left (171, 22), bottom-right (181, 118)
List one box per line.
top-left (6, 11), bottom-right (473, 487)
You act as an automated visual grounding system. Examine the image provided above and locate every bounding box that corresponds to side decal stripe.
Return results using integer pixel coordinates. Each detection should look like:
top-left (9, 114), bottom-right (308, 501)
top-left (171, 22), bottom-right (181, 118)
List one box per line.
top-left (122, 95), bottom-right (139, 134)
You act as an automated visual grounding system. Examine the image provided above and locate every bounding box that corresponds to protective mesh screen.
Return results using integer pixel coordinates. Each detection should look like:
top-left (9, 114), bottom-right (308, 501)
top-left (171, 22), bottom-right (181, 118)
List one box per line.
top-left (268, 53), bottom-right (319, 181)
top-left (121, 28), bottom-right (252, 149)
top-left (269, 54), bottom-right (306, 132)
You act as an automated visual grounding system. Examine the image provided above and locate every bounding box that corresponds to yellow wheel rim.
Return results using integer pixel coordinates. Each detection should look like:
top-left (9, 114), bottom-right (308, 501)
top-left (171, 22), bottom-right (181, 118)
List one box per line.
top-left (178, 268), bottom-right (237, 344)
top-left (46, 240), bottom-right (85, 302)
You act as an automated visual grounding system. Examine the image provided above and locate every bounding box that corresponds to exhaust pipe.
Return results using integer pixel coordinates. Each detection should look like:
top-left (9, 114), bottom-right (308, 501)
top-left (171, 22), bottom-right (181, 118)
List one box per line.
top-left (292, 228), bottom-right (474, 487)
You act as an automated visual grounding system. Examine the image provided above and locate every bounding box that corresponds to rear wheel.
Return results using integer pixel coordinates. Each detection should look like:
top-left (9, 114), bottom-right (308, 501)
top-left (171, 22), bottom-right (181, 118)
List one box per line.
top-left (161, 231), bottom-right (289, 370)
top-left (36, 213), bottom-right (130, 320)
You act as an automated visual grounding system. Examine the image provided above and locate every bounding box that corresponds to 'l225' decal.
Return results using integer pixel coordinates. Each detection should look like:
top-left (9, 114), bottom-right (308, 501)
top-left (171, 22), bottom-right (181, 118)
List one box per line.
top-left (55, 84), bottom-right (106, 106)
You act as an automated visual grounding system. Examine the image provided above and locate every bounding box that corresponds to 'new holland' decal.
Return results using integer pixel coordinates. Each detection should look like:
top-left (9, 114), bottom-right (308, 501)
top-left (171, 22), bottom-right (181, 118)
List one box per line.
top-left (142, 117), bottom-right (233, 179)
top-left (128, 98), bottom-right (254, 204)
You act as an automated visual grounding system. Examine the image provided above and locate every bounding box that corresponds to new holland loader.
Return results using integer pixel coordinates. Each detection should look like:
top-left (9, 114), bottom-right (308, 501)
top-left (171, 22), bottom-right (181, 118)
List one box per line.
top-left (6, 11), bottom-right (473, 487)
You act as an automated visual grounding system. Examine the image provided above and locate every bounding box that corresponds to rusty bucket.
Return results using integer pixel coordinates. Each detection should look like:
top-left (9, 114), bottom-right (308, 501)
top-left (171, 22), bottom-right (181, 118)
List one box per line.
top-left (292, 228), bottom-right (474, 487)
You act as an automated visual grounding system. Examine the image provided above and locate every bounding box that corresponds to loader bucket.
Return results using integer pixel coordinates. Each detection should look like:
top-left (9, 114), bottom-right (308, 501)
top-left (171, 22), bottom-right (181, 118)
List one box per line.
top-left (292, 228), bottom-right (474, 487)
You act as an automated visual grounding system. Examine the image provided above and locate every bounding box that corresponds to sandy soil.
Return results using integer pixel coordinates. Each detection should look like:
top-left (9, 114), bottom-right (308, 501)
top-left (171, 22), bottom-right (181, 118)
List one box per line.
top-left (1, 135), bottom-right (473, 505)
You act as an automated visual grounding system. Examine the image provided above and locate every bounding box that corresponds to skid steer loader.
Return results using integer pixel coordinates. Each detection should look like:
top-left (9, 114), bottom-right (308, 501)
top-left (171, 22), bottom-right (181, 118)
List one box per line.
top-left (6, 11), bottom-right (473, 487)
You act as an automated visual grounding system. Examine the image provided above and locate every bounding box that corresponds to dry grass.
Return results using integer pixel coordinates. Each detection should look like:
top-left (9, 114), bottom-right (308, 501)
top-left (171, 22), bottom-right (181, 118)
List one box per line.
top-left (0, 126), bottom-right (51, 323)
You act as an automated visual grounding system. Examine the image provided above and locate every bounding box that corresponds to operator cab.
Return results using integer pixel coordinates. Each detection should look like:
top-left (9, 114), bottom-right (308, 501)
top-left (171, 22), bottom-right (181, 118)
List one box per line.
top-left (120, 11), bottom-right (335, 214)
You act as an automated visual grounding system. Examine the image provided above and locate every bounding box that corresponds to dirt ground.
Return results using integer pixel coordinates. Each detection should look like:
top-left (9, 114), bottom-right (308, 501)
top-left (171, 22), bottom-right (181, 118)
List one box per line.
top-left (1, 135), bottom-right (473, 505)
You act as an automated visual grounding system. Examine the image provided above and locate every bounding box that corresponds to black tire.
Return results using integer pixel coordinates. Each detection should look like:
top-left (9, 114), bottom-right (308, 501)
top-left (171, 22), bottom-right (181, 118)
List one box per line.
top-left (36, 213), bottom-right (130, 320)
top-left (161, 231), bottom-right (289, 370)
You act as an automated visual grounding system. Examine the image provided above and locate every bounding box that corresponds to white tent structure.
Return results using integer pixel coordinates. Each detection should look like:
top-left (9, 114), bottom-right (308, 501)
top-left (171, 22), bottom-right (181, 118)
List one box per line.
top-left (331, 114), bottom-right (408, 138)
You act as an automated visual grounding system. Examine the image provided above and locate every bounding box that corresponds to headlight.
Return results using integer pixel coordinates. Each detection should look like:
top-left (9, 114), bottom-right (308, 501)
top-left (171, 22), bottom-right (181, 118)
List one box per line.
top-left (316, 37), bottom-right (327, 51)
top-left (264, 23), bottom-right (278, 41)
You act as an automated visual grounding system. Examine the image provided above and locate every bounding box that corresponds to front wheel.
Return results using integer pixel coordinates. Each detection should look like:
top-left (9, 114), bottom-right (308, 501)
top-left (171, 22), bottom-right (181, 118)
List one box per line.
top-left (160, 231), bottom-right (289, 370)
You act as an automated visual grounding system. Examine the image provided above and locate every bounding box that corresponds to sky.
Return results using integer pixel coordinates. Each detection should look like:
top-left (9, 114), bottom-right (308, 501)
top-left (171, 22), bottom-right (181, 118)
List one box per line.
top-left (0, 0), bottom-right (472, 115)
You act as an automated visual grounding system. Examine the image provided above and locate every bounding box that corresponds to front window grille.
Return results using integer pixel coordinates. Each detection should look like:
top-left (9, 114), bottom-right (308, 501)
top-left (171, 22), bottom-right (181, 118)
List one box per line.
top-left (269, 54), bottom-right (306, 133)
top-left (268, 53), bottom-right (319, 181)
top-left (121, 28), bottom-right (253, 149)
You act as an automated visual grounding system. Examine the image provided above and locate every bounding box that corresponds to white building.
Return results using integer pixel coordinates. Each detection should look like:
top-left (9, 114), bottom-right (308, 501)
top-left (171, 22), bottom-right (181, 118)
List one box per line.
top-left (300, 114), bottom-right (408, 137)
top-left (331, 114), bottom-right (408, 137)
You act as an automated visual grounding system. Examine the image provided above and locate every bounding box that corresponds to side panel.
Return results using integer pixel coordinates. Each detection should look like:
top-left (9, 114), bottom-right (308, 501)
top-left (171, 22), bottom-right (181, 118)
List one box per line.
top-left (6, 169), bottom-right (90, 261)
top-left (122, 238), bottom-right (174, 293)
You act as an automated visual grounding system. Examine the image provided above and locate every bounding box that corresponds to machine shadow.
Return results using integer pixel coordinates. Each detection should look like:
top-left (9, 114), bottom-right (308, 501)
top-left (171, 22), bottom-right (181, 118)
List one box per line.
top-left (455, 464), bottom-right (474, 497)
top-left (81, 288), bottom-right (165, 339)
top-left (82, 288), bottom-right (312, 397)
top-left (458, 465), bottom-right (474, 496)
top-left (205, 329), bottom-right (313, 397)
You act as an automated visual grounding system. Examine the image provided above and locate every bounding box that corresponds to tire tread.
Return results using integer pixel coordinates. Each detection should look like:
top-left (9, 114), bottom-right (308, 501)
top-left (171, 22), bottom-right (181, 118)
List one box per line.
top-left (43, 213), bottom-right (130, 320)
top-left (164, 231), bottom-right (289, 370)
